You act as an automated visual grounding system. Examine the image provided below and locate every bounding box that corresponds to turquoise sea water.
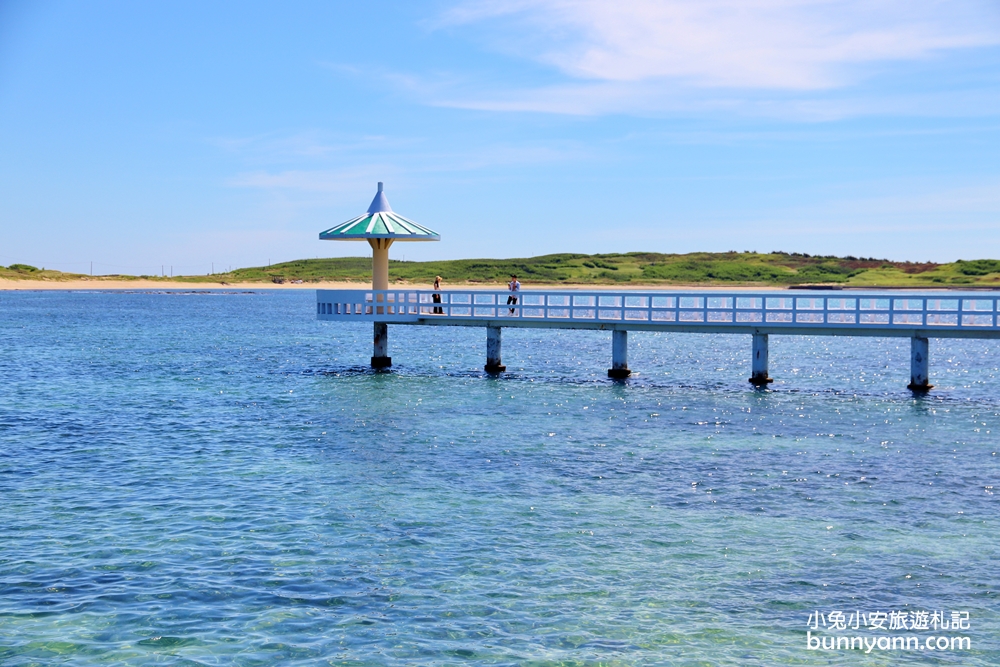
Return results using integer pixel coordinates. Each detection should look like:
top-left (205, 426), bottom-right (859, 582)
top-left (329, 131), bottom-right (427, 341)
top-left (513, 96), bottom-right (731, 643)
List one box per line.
top-left (1, 290), bottom-right (998, 666)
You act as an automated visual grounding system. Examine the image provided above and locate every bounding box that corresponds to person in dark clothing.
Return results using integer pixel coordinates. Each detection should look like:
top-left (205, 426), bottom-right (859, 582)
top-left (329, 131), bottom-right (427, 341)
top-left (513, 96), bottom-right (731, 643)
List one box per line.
top-left (432, 276), bottom-right (443, 314)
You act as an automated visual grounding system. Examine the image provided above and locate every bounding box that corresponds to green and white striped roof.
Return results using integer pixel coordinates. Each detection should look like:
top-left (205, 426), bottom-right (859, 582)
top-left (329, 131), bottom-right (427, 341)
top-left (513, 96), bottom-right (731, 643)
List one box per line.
top-left (319, 182), bottom-right (440, 242)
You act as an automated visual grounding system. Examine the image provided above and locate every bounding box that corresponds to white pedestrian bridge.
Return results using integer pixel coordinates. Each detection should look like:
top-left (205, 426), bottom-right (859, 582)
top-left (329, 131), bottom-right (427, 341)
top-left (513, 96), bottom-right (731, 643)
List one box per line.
top-left (317, 288), bottom-right (1000, 389)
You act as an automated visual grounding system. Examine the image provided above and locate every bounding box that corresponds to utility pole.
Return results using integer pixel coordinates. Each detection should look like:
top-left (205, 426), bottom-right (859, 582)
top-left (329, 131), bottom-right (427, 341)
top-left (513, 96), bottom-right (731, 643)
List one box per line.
top-left (90, 261), bottom-right (93, 276)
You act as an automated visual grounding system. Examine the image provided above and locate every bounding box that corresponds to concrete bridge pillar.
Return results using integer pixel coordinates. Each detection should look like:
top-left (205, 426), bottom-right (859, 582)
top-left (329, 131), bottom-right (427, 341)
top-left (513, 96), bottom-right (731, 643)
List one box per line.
top-left (485, 326), bottom-right (506, 373)
top-left (608, 330), bottom-right (631, 378)
top-left (372, 322), bottom-right (391, 369)
top-left (907, 336), bottom-right (932, 391)
top-left (749, 333), bottom-right (773, 386)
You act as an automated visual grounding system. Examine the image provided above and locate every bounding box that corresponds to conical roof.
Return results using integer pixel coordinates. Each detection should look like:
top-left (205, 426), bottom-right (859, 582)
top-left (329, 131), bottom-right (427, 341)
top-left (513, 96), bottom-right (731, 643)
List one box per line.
top-left (319, 182), bottom-right (440, 242)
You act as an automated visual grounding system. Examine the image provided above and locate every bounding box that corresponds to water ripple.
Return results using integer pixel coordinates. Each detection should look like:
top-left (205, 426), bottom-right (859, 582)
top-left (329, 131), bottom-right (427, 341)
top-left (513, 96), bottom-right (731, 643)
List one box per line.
top-left (1, 291), bottom-right (998, 665)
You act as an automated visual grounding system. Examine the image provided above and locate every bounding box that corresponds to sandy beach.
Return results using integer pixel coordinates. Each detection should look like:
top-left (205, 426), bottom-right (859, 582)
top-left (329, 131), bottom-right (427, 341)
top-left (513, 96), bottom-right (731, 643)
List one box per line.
top-left (0, 279), bottom-right (370, 291)
top-left (1, 278), bottom-right (790, 292)
top-left (0, 279), bottom-right (972, 292)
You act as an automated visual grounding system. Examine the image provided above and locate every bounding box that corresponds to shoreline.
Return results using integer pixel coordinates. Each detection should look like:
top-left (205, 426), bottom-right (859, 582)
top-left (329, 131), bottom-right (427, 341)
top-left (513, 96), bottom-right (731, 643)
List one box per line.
top-left (1, 278), bottom-right (996, 292)
top-left (0, 279), bottom-right (369, 291)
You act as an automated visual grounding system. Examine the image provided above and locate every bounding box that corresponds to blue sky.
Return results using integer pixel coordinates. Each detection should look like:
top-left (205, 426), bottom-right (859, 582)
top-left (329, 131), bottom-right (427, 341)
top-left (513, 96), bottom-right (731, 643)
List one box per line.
top-left (1, 0), bottom-right (999, 275)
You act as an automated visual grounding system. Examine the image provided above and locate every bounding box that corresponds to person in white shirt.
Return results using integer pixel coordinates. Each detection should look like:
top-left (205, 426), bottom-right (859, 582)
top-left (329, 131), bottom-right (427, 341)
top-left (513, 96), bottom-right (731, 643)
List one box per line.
top-left (507, 274), bottom-right (520, 314)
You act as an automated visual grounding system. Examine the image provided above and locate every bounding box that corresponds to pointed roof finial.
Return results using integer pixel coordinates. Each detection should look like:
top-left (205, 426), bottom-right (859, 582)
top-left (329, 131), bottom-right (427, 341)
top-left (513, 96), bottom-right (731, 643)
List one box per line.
top-left (367, 182), bottom-right (392, 214)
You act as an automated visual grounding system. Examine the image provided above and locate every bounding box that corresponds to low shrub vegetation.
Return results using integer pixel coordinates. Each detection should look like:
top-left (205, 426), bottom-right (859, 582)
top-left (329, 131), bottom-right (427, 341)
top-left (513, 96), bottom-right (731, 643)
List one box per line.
top-left (4, 252), bottom-right (1000, 287)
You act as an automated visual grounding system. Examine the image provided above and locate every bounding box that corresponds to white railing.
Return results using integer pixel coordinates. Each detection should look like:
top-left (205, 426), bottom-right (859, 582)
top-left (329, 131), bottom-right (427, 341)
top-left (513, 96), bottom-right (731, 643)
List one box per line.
top-left (316, 289), bottom-right (1000, 331)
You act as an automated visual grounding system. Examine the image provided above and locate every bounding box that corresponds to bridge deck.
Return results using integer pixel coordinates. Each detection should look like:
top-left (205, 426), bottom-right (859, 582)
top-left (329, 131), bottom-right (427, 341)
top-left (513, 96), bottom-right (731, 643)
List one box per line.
top-left (317, 288), bottom-right (1000, 339)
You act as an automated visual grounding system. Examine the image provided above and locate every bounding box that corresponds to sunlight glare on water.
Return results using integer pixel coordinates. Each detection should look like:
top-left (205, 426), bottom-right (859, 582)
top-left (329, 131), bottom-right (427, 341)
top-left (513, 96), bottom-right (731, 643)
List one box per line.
top-left (1, 290), bottom-right (998, 665)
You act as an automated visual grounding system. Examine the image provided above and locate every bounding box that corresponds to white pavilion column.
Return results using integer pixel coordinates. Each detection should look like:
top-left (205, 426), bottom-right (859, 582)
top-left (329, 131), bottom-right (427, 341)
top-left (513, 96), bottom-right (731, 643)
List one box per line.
top-left (369, 238), bottom-right (393, 313)
top-left (485, 326), bottom-right (505, 373)
top-left (907, 336), bottom-right (932, 391)
top-left (608, 330), bottom-right (631, 378)
top-left (370, 239), bottom-right (391, 291)
top-left (749, 333), bottom-right (773, 386)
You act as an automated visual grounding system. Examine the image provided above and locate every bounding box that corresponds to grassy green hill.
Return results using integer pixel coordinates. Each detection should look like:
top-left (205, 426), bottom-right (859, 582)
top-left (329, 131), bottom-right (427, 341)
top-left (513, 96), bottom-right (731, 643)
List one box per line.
top-left (5, 252), bottom-right (1000, 287)
top-left (0, 264), bottom-right (87, 281)
top-left (202, 251), bottom-right (1000, 287)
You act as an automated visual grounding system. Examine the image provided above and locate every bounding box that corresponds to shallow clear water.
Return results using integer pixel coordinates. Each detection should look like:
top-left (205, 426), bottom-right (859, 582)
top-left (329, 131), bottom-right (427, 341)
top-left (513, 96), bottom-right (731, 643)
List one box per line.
top-left (1, 290), bottom-right (998, 666)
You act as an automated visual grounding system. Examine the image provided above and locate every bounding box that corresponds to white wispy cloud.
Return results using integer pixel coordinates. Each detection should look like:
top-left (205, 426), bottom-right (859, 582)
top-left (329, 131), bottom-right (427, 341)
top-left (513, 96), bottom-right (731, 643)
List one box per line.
top-left (226, 168), bottom-right (392, 193)
top-left (209, 131), bottom-right (412, 164)
top-left (427, 0), bottom-right (1000, 116)
top-left (432, 80), bottom-right (1000, 120)
top-left (441, 0), bottom-right (998, 88)
top-left (224, 141), bottom-right (589, 193)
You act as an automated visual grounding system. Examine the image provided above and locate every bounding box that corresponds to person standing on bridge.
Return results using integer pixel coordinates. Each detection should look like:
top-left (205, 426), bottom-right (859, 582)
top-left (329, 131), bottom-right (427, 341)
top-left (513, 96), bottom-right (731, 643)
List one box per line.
top-left (507, 274), bottom-right (520, 314)
top-left (432, 276), bottom-right (443, 314)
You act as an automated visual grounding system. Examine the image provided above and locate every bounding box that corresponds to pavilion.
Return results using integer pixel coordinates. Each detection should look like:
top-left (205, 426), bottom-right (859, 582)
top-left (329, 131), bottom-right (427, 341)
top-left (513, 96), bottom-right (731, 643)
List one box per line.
top-left (319, 182), bottom-right (439, 367)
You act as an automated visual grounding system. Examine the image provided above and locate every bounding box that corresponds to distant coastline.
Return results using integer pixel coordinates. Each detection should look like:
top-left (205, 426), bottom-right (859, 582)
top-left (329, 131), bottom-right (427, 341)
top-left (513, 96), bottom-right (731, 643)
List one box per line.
top-left (4, 279), bottom-right (1000, 292)
top-left (0, 279), bottom-right (368, 291)
top-left (4, 251), bottom-right (1000, 290)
